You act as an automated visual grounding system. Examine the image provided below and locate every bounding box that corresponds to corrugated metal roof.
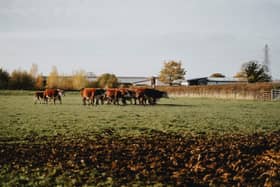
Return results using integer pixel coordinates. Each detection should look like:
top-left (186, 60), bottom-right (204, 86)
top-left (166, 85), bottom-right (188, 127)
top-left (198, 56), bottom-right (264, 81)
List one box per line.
top-left (187, 77), bottom-right (246, 82)
top-left (207, 77), bottom-right (245, 82)
top-left (117, 77), bottom-right (149, 84)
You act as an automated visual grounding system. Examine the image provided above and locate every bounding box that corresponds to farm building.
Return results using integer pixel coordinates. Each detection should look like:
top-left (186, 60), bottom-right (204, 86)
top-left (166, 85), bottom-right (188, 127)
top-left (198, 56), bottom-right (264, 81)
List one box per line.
top-left (187, 77), bottom-right (247, 86)
top-left (86, 74), bottom-right (166, 86)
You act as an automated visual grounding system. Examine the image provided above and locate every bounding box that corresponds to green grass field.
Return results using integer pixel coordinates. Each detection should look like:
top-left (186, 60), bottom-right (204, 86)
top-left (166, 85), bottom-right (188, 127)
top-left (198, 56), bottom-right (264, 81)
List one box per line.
top-left (1, 91), bottom-right (280, 186)
top-left (0, 91), bottom-right (279, 140)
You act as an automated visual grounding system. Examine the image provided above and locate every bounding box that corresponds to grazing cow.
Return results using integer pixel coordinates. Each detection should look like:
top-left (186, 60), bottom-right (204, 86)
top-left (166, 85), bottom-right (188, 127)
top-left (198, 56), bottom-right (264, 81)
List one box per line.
top-left (105, 88), bottom-right (121, 105)
top-left (133, 88), bottom-right (147, 105)
top-left (122, 89), bottom-right (137, 105)
top-left (133, 88), bottom-right (168, 105)
top-left (34, 91), bottom-right (45, 104)
top-left (104, 88), bottom-right (130, 105)
top-left (81, 88), bottom-right (95, 105)
top-left (44, 89), bottom-right (64, 104)
top-left (92, 88), bottom-right (106, 105)
top-left (142, 88), bottom-right (168, 105)
top-left (117, 88), bottom-right (134, 105)
top-left (81, 88), bottom-right (105, 105)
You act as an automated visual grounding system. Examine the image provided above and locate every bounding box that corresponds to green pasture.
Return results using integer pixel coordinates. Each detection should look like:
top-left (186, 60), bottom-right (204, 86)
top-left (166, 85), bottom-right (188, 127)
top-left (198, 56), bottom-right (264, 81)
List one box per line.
top-left (0, 90), bottom-right (280, 141)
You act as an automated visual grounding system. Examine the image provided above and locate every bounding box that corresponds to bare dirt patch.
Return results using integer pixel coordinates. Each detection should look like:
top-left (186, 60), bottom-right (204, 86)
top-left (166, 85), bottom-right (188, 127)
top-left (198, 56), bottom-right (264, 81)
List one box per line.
top-left (1, 131), bottom-right (280, 186)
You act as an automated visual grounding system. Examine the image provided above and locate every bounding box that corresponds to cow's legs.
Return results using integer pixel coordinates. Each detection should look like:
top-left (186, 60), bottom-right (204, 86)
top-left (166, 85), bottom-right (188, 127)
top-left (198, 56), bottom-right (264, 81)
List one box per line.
top-left (100, 96), bottom-right (104, 105)
top-left (114, 97), bottom-right (119, 105)
top-left (58, 96), bottom-right (62, 104)
top-left (91, 97), bottom-right (95, 106)
top-left (121, 97), bottom-right (126, 105)
top-left (34, 96), bottom-right (38, 104)
top-left (147, 97), bottom-right (155, 105)
top-left (39, 97), bottom-right (42, 104)
top-left (43, 96), bottom-right (47, 104)
top-left (82, 97), bottom-right (86, 105)
top-left (95, 96), bottom-right (103, 105)
top-left (138, 96), bottom-right (146, 105)
top-left (45, 96), bottom-right (49, 104)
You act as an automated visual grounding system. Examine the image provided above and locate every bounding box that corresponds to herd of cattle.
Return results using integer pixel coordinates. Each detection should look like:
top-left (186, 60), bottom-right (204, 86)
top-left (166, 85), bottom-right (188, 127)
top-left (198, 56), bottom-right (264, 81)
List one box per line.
top-left (34, 88), bottom-right (168, 106)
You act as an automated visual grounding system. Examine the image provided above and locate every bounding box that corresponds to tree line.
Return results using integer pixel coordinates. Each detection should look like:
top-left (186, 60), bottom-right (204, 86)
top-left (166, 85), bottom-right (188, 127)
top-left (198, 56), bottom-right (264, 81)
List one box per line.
top-left (0, 64), bottom-right (119, 90)
top-left (0, 60), bottom-right (272, 90)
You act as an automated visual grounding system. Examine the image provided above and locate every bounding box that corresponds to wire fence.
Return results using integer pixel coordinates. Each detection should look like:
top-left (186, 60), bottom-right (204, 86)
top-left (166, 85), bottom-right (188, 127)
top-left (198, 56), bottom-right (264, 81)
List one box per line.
top-left (260, 89), bottom-right (280, 101)
top-left (271, 89), bottom-right (280, 101)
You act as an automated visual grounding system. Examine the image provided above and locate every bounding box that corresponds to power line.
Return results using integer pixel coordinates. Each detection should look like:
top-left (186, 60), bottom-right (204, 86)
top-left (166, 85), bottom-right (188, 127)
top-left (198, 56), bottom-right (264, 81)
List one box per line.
top-left (263, 44), bottom-right (270, 74)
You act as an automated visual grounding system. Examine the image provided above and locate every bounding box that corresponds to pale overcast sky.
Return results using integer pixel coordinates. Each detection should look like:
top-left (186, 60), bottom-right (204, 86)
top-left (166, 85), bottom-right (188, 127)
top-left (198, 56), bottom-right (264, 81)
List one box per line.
top-left (0, 0), bottom-right (279, 79)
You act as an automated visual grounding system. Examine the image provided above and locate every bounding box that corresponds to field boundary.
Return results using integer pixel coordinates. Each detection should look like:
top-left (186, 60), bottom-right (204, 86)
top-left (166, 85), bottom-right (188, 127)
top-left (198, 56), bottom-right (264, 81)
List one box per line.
top-left (157, 83), bottom-right (280, 101)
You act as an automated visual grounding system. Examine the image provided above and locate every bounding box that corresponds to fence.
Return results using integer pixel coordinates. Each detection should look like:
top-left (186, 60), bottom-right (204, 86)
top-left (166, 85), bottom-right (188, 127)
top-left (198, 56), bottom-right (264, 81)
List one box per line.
top-left (260, 91), bottom-right (271, 101)
top-left (249, 89), bottom-right (280, 101)
top-left (156, 83), bottom-right (280, 101)
top-left (271, 89), bottom-right (280, 101)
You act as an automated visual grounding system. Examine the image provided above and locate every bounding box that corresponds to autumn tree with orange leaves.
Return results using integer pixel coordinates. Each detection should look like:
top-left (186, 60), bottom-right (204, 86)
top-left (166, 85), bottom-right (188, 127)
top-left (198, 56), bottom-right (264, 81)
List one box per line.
top-left (159, 61), bottom-right (186, 86)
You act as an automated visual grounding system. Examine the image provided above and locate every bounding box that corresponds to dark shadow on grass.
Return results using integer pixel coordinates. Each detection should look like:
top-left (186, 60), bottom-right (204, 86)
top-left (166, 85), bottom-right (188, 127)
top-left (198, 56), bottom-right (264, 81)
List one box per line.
top-left (154, 103), bottom-right (196, 108)
top-left (45, 103), bottom-right (195, 108)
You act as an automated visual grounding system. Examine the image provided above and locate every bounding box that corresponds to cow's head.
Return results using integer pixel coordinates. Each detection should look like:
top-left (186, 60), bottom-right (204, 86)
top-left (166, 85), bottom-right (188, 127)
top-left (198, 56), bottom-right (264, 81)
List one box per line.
top-left (57, 89), bottom-right (65, 97)
top-left (161, 91), bottom-right (169, 98)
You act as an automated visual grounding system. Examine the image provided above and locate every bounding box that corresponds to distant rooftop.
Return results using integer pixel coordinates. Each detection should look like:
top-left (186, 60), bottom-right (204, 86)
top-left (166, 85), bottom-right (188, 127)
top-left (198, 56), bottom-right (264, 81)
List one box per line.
top-left (86, 75), bottom-right (151, 84)
top-left (187, 77), bottom-right (245, 82)
top-left (187, 76), bottom-right (247, 86)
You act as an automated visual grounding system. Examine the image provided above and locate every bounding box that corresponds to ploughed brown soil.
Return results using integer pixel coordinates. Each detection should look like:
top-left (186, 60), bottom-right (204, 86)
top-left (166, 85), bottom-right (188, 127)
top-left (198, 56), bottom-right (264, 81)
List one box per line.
top-left (1, 131), bottom-right (280, 186)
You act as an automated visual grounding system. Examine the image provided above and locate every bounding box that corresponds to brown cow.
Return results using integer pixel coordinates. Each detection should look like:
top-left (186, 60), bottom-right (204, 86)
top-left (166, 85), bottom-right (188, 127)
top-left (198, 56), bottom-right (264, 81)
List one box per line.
top-left (34, 91), bottom-right (46, 104)
top-left (81, 88), bottom-right (106, 105)
top-left (104, 88), bottom-right (133, 105)
top-left (133, 88), bottom-right (147, 105)
top-left (81, 88), bottom-right (95, 105)
top-left (105, 88), bottom-right (120, 105)
top-left (44, 89), bottom-right (64, 104)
